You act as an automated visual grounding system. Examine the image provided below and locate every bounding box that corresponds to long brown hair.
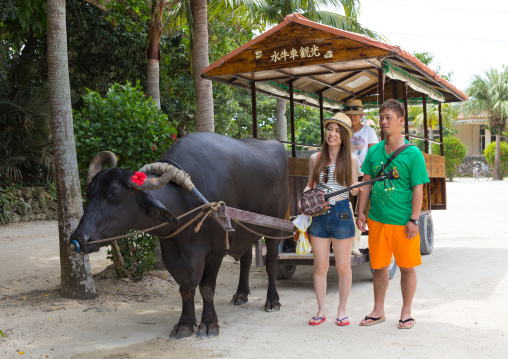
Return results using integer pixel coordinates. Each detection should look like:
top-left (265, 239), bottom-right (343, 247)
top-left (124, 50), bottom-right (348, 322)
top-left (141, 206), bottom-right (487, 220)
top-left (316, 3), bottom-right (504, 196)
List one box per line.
top-left (313, 126), bottom-right (352, 187)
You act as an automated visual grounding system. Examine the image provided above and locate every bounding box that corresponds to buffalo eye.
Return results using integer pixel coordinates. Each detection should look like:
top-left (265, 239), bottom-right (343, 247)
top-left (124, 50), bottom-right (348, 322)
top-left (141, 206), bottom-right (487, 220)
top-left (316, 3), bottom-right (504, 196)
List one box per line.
top-left (106, 185), bottom-right (123, 204)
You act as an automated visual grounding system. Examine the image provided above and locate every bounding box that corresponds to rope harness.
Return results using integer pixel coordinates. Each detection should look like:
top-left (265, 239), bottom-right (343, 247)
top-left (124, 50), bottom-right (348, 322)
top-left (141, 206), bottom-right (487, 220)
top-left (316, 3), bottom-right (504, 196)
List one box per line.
top-left (84, 201), bottom-right (294, 252)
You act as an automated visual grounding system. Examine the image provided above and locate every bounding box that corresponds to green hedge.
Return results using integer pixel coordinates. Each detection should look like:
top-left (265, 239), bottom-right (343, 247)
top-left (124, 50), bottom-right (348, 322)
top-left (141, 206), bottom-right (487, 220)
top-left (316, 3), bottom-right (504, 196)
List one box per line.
top-left (431, 136), bottom-right (467, 181)
top-left (484, 141), bottom-right (508, 179)
top-left (73, 81), bottom-right (177, 279)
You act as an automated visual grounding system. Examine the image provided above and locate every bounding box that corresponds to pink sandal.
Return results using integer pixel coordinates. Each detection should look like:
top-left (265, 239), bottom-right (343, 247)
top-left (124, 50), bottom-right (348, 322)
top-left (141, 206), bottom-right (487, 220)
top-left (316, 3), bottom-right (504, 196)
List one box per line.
top-left (309, 316), bottom-right (326, 326)
top-left (336, 317), bottom-right (350, 326)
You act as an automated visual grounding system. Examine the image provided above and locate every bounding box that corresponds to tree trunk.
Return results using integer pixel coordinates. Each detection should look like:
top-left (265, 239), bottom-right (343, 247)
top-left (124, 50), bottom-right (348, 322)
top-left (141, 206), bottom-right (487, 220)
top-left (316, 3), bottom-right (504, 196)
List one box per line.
top-left (145, 0), bottom-right (165, 109)
top-left (190, 0), bottom-right (214, 132)
top-left (47, 0), bottom-right (96, 299)
top-left (147, 59), bottom-right (161, 109)
top-left (494, 132), bottom-right (502, 180)
top-left (275, 98), bottom-right (287, 142)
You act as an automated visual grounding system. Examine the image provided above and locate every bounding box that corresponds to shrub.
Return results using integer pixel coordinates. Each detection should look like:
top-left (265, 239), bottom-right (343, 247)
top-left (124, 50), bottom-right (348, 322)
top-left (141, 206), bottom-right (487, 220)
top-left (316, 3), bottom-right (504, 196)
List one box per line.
top-left (0, 183), bottom-right (18, 224)
top-left (431, 136), bottom-right (467, 181)
top-left (483, 141), bottom-right (508, 179)
top-left (73, 81), bottom-right (178, 279)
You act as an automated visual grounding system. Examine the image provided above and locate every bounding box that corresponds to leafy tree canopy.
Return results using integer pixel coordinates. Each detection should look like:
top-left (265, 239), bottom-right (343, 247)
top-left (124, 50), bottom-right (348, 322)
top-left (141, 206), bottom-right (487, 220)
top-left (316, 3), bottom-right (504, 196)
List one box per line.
top-left (67, 0), bottom-right (149, 97)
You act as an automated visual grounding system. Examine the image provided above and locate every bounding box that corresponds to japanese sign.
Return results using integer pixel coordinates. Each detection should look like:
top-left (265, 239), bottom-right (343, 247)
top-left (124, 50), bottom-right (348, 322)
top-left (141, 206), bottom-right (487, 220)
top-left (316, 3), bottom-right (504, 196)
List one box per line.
top-left (254, 43), bottom-right (333, 65)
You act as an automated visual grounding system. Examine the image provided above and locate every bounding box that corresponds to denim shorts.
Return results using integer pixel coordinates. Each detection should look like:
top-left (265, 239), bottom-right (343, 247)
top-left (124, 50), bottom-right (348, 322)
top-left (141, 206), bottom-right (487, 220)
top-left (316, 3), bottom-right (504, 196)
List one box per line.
top-left (307, 199), bottom-right (355, 240)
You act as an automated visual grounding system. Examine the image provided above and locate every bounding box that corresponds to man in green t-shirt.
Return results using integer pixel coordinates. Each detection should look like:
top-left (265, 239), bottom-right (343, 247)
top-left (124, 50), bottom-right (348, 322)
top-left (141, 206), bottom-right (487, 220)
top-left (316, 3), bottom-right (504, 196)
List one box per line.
top-left (356, 99), bottom-right (429, 329)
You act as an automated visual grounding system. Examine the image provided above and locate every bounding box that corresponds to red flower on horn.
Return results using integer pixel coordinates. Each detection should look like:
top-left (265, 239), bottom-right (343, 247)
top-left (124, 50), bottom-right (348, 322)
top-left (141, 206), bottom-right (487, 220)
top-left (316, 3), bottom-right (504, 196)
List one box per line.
top-left (131, 172), bottom-right (147, 186)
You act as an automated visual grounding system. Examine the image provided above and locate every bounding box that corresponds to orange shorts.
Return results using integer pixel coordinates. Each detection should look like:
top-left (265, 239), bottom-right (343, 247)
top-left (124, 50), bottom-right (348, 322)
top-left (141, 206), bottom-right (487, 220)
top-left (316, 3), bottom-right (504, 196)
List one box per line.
top-left (367, 218), bottom-right (422, 269)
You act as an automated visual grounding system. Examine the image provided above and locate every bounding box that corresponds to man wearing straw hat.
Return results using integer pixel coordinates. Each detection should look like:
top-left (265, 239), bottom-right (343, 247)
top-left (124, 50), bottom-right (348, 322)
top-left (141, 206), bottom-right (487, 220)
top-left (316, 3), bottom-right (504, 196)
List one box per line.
top-left (344, 99), bottom-right (379, 256)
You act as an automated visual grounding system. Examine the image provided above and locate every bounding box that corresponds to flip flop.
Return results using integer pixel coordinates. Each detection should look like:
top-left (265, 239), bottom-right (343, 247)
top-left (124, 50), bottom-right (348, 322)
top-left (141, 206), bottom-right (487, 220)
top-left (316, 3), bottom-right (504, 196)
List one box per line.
top-left (309, 316), bottom-right (326, 326)
top-left (398, 318), bottom-right (416, 329)
top-left (359, 316), bottom-right (386, 326)
top-left (336, 317), bottom-right (349, 326)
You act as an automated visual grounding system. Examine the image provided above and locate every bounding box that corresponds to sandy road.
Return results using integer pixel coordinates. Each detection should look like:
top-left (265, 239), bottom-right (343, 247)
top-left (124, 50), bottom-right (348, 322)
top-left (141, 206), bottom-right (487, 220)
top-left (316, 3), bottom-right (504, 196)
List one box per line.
top-left (0, 177), bottom-right (507, 359)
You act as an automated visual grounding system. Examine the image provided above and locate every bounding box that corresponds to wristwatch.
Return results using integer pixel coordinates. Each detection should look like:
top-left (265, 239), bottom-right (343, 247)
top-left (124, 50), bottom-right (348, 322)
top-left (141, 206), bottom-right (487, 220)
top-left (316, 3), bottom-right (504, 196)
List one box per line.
top-left (408, 218), bottom-right (420, 226)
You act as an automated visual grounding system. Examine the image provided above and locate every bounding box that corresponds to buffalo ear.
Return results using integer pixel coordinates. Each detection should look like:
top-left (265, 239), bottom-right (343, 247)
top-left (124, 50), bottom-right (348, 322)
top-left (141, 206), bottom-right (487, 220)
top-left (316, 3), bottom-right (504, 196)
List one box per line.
top-left (141, 193), bottom-right (179, 225)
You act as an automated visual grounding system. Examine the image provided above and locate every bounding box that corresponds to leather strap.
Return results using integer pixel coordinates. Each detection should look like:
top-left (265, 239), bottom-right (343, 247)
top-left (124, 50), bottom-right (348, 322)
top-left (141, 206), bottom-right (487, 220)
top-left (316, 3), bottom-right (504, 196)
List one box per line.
top-left (375, 143), bottom-right (413, 178)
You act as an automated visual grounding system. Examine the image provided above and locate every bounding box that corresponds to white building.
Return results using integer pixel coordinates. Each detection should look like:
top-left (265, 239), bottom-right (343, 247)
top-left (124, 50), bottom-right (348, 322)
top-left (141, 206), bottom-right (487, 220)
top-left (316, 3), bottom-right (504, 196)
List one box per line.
top-left (453, 113), bottom-right (505, 156)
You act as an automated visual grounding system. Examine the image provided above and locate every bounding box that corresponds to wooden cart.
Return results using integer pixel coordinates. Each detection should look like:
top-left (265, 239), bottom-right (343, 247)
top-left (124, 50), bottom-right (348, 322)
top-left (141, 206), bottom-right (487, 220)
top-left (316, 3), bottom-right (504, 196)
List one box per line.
top-left (201, 14), bottom-right (467, 278)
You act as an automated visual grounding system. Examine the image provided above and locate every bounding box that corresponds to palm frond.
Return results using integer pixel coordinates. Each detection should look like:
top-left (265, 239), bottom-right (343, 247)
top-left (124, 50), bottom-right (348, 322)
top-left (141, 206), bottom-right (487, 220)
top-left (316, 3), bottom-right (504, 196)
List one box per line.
top-left (311, 10), bottom-right (385, 40)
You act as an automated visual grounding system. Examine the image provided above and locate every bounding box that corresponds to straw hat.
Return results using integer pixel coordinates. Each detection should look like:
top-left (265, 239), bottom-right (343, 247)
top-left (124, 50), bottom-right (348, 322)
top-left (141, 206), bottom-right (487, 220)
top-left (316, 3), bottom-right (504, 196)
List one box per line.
top-left (343, 99), bottom-right (366, 115)
top-left (322, 112), bottom-right (353, 137)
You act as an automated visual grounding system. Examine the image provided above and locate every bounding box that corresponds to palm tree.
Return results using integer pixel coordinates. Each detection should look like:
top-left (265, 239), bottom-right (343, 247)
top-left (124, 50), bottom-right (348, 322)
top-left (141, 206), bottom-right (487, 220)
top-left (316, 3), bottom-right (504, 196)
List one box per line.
top-left (0, 89), bottom-right (54, 182)
top-left (84, 0), bottom-right (214, 130)
top-left (47, 0), bottom-right (97, 299)
top-left (412, 103), bottom-right (457, 148)
top-left (461, 68), bottom-right (508, 180)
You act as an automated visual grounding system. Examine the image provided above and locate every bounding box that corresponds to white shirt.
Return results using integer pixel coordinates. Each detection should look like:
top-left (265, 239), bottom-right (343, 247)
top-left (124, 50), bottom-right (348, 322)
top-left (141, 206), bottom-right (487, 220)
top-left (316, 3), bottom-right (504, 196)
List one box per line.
top-left (350, 125), bottom-right (379, 175)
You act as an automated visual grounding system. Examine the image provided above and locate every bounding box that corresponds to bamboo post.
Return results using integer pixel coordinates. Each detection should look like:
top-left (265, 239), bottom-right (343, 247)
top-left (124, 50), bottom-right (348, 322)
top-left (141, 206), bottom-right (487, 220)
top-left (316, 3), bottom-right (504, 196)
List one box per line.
top-left (319, 93), bottom-right (324, 144)
top-left (290, 82), bottom-right (296, 157)
top-left (378, 67), bottom-right (385, 140)
top-left (423, 95), bottom-right (428, 153)
top-left (439, 102), bottom-right (444, 156)
top-left (251, 82), bottom-right (258, 138)
top-left (403, 82), bottom-right (409, 141)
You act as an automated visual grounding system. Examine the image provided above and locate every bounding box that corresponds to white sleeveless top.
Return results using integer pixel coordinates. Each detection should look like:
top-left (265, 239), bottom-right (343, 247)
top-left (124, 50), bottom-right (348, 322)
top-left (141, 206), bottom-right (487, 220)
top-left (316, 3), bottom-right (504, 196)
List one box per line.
top-left (313, 158), bottom-right (348, 206)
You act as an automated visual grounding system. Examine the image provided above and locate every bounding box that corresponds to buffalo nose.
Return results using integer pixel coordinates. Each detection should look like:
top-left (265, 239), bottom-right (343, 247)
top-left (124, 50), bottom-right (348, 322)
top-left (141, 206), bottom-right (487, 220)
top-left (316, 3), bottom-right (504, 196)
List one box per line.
top-left (69, 233), bottom-right (89, 254)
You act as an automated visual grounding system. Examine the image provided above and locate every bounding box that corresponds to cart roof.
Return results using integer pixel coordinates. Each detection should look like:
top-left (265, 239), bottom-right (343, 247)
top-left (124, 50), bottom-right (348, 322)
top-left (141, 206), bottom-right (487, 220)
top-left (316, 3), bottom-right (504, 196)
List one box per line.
top-left (201, 13), bottom-right (467, 112)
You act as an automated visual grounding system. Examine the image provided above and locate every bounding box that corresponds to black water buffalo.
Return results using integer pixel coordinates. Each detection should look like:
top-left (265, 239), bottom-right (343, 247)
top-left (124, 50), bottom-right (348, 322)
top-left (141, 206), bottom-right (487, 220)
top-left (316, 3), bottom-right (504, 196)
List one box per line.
top-left (70, 132), bottom-right (289, 339)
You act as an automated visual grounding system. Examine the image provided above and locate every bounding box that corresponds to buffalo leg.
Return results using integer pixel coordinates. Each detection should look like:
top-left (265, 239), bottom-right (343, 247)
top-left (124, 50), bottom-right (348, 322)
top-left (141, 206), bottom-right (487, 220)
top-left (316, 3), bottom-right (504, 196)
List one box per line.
top-left (169, 287), bottom-right (197, 339)
top-left (264, 238), bottom-right (281, 312)
top-left (197, 258), bottom-right (222, 338)
top-left (231, 246), bottom-right (252, 305)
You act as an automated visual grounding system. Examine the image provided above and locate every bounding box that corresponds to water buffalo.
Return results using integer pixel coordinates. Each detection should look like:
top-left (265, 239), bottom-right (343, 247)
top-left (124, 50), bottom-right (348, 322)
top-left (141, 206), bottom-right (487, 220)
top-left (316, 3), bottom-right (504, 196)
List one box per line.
top-left (70, 132), bottom-right (289, 339)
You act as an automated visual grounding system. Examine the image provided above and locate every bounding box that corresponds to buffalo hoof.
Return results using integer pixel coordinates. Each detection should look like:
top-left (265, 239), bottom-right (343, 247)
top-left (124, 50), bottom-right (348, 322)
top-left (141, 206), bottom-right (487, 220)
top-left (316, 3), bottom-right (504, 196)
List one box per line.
top-left (197, 322), bottom-right (220, 338)
top-left (169, 323), bottom-right (194, 339)
top-left (264, 299), bottom-right (281, 312)
top-left (230, 293), bottom-right (248, 306)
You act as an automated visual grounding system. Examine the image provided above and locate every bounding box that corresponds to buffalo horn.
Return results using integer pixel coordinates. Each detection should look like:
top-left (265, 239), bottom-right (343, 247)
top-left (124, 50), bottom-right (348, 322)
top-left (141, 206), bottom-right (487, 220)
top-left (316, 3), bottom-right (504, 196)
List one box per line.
top-left (130, 163), bottom-right (195, 191)
top-left (87, 151), bottom-right (117, 184)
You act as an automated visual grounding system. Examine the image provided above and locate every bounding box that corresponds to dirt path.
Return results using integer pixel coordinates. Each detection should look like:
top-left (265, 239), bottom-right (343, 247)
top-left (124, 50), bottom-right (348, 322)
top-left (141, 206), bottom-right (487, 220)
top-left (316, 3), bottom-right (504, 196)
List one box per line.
top-left (1, 178), bottom-right (507, 359)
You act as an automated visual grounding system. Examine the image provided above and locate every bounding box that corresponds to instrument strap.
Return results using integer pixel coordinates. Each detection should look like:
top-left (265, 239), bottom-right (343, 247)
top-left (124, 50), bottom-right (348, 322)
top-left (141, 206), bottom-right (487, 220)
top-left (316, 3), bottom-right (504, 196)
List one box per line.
top-left (374, 143), bottom-right (413, 178)
top-left (311, 153), bottom-right (321, 189)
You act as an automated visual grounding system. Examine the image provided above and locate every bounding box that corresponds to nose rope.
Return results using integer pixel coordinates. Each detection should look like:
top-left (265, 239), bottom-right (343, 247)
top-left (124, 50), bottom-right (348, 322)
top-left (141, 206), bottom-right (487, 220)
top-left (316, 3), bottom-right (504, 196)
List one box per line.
top-left (81, 202), bottom-right (219, 246)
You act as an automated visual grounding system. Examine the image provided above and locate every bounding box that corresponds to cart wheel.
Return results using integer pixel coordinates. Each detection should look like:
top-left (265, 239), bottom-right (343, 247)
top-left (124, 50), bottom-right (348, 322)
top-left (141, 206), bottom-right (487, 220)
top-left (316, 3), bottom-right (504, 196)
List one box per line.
top-left (418, 213), bottom-right (434, 255)
top-left (275, 264), bottom-right (297, 280)
top-left (275, 238), bottom-right (297, 280)
top-left (370, 255), bottom-right (397, 280)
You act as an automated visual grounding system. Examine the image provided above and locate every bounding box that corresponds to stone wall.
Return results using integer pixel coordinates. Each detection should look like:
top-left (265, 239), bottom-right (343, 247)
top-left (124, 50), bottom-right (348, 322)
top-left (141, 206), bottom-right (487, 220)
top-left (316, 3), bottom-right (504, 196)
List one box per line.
top-left (456, 155), bottom-right (492, 177)
top-left (1, 187), bottom-right (58, 224)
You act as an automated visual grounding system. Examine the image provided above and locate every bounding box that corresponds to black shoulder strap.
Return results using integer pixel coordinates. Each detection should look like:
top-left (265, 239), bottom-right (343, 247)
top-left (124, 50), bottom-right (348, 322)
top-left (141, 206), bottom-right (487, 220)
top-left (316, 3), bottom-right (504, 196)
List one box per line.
top-left (374, 143), bottom-right (413, 178)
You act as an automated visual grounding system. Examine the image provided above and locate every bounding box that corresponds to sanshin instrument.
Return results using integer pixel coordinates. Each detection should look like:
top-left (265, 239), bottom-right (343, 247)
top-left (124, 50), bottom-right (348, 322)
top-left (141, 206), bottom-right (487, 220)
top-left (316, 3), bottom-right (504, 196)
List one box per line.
top-left (300, 169), bottom-right (400, 216)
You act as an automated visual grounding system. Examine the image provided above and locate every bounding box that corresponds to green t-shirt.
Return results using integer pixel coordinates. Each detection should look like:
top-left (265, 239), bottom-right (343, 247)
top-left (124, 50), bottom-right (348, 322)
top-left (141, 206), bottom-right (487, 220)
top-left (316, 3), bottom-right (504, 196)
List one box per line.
top-left (361, 140), bottom-right (430, 226)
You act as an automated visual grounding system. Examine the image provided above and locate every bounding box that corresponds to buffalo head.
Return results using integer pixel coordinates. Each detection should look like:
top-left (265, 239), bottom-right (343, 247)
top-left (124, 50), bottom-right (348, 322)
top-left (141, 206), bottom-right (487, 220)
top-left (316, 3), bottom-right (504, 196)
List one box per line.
top-left (70, 151), bottom-right (179, 254)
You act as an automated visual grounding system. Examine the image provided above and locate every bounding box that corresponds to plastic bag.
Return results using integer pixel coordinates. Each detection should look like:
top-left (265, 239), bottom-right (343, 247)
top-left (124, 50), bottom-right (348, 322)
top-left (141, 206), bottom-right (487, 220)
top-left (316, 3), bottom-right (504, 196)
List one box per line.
top-left (293, 214), bottom-right (312, 255)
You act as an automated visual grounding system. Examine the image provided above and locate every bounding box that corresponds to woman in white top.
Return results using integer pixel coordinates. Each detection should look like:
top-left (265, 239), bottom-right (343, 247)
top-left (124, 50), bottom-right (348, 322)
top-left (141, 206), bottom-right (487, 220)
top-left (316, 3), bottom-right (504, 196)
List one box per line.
top-left (302, 113), bottom-right (360, 327)
top-left (344, 99), bottom-right (379, 255)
